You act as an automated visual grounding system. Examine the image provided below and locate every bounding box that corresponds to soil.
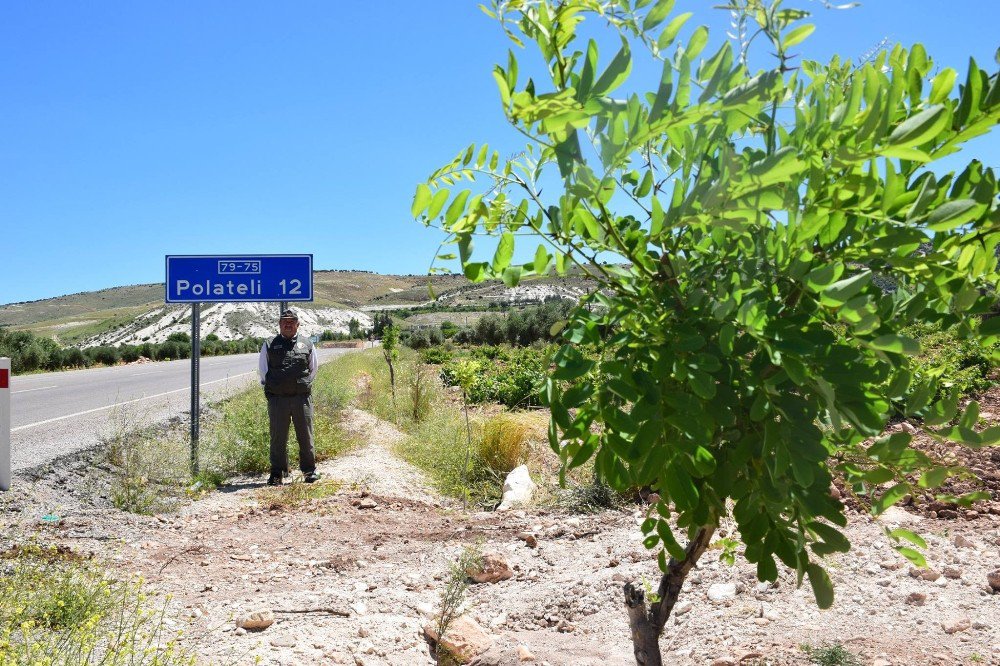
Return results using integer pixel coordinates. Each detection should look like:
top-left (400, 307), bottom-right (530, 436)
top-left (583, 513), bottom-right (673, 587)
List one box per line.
top-left (2, 404), bottom-right (999, 666)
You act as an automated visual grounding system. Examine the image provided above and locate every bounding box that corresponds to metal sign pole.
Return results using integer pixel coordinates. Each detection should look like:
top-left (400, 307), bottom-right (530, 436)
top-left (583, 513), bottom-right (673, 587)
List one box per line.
top-left (0, 357), bottom-right (10, 491)
top-left (280, 301), bottom-right (288, 316)
top-left (190, 303), bottom-right (201, 476)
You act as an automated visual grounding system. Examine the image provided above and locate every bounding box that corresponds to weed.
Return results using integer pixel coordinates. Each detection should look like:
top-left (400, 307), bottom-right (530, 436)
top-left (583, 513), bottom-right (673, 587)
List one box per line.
top-left (433, 543), bottom-right (483, 664)
top-left (479, 413), bottom-right (532, 476)
top-left (257, 479), bottom-right (344, 510)
top-left (801, 642), bottom-right (862, 666)
top-left (409, 363), bottom-right (435, 423)
top-left (0, 543), bottom-right (192, 665)
top-left (551, 475), bottom-right (628, 514)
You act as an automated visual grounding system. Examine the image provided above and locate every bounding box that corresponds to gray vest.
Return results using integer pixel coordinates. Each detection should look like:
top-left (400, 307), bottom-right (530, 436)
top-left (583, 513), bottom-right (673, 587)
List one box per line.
top-left (264, 335), bottom-right (314, 396)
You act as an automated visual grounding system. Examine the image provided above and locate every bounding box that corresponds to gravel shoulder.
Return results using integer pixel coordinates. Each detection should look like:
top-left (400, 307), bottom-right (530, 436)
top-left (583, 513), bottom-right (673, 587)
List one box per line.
top-left (1, 407), bottom-right (999, 665)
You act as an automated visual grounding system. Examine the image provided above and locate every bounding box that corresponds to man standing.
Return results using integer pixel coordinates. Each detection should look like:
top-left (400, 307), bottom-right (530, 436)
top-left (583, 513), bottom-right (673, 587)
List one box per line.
top-left (258, 308), bottom-right (320, 486)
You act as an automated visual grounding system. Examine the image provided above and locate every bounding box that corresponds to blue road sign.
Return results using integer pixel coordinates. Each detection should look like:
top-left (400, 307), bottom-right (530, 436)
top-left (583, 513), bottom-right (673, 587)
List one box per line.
top-left (165, 255), bottom-right (313, 303)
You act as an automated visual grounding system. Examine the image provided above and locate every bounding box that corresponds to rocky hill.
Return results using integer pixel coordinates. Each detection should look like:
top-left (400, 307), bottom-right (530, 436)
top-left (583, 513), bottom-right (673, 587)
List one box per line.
top-left (0, 269), bottom-right (597, 347)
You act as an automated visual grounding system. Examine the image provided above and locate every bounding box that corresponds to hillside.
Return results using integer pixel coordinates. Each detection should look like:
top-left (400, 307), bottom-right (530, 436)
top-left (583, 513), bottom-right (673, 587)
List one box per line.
top-left (0, 269), bottom-right (597, 347)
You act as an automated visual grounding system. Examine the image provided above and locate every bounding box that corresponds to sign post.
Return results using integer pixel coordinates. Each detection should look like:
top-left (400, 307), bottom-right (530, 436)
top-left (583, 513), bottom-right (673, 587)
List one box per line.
top-left (165, 255), bottom-right (313, 476)
top-left (190, 303), bottom-right (201, 476)
top-left (1, 357), bottom-right (10, 492)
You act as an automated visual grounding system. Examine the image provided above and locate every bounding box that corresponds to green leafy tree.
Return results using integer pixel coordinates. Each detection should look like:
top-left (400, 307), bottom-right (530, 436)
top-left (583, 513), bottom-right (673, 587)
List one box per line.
top-left (452, 358), bottom-right (483, 508)
top-left (382, 323), bottom-right (400, 420)
top-left (348, 318), bottom-right (364, 339)
top-left (414, 1), bottom-right (1000, 662)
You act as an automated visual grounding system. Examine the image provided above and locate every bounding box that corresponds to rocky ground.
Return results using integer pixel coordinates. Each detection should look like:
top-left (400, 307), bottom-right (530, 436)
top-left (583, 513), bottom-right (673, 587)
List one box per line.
top-left (2, 407), bottom-right (999, 666)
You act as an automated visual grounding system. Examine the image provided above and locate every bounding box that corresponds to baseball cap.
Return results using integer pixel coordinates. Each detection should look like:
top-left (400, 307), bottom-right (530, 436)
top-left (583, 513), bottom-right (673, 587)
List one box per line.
top-left (279, 308), bottom-right (299, 320)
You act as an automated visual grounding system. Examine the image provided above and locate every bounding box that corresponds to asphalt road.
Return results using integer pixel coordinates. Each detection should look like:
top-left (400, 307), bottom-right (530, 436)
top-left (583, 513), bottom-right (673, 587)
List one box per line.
top-left (6, 347), bottom-right (356, 473)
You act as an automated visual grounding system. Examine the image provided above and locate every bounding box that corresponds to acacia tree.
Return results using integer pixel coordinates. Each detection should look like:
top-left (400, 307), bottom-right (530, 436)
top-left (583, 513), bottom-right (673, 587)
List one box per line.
top-left (413, 1), bottom-right (1000, 662)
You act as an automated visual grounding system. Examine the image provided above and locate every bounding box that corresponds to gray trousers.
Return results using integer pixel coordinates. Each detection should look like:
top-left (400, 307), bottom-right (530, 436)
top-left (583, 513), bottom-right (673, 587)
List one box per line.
top-left (267, 393), bottom-right (315, 475)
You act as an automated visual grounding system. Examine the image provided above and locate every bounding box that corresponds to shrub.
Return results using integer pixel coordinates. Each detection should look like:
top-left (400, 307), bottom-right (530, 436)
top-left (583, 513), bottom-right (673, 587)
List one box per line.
top-left (905, 321), bottom-right (998, 400)
top-left (88, 345), bottom-right (120, 366)
top-left (0, 544), bottom-right (191, 664)
top-left (420, 346), bottom-right (453, 365)
top-left (479, 413), bottom-right (532, 476)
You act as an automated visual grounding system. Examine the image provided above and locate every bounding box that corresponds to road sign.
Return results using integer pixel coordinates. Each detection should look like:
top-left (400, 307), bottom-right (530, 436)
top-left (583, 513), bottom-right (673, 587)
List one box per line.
top-left (165, 254), bottom-right (313, 303)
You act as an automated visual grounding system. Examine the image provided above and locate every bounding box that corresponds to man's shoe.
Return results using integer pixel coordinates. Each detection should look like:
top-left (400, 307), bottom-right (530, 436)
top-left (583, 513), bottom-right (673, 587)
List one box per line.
top-left (304, 471), bottom-right (321, 484)
top-left (266, 474), bottom-right (283, 486)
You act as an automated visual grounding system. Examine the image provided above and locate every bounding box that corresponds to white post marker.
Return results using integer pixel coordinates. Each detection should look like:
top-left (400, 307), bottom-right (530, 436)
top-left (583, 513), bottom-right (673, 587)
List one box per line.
top-left (0, 357), bottom-right (10, 491)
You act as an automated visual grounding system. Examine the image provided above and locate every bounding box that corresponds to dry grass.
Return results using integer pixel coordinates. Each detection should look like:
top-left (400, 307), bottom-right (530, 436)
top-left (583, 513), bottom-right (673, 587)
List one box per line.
top-left (257, 479), bottom-right (344, 510)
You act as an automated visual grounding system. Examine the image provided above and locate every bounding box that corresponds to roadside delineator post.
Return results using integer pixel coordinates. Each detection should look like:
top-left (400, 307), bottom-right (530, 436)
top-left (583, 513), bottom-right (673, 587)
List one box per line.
top-left (1, 357), bottom-right (10, 492)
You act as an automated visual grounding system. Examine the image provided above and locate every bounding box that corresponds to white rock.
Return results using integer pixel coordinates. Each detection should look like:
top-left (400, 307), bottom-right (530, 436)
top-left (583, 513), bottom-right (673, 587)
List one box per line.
top-left (707, 583), bottom-right (738, 602)
top-left (497, 465), bottom-right (537, 511)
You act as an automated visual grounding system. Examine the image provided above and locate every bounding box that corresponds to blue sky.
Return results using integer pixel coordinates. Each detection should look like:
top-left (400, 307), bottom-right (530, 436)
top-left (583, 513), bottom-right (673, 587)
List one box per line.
top-left (1, 1), bottom-right (998, 305)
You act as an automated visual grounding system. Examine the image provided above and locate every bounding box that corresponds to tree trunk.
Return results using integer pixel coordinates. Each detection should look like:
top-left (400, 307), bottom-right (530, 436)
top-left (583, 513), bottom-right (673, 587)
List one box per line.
top-left (624, 525), bottom-right (716, 665)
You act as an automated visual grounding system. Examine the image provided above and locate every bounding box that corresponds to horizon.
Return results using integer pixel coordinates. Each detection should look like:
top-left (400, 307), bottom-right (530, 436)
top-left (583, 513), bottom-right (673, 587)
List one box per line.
top-left (3, 1), bottom-right (998, 305)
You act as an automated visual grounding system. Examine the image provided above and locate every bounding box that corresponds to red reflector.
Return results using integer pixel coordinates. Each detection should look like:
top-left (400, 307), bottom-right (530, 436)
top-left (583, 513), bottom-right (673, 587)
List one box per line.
top-left (0, 369), bottom-right (7, 389)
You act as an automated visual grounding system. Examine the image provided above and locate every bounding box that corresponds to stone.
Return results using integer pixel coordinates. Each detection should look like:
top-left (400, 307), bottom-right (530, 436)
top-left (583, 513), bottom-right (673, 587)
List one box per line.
top-left (909, 568), bottom-right (941, 582)
top-left (707, 582), bottom-right (737, 602)
top-left (358, 498), bottom-right (378, 510)
top-left (711, 659), bottom-right (737, 666)
top-left (424, 615), bottom-right (493, 664)
top-left (941, 617), bottom-right (971, 634)
top-left (516, 645), bottom-right (536, 662)
top-left (497, 465), bottom-right (537, 511)
top-left (235, 609), bottom-right (274, 631)
top-left (905, 592), bottom-right (927, 606)
top-left (953, 535), bottom-right (975, 549)
top-left (467, 553), bottom-right (514, 584)
top-left (942, 566), bottom-right (962, 580)
top-left (269, 635), bottom-right (296, 648)
top-left (516, 532), bottom-right (538, 549)
top-left (987, 570), bottom-right (1000, 593)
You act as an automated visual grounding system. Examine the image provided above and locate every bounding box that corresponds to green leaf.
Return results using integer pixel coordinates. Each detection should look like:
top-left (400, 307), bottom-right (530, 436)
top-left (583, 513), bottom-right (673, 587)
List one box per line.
top-left (807, 563), bottom-right (834, 609)
top-left (872, 482), bottom-right (910, 515)
top-left (533, 244), bottom-right (549, 274)
top-left (925, 199), bottom-right (981, 231)
top-left (426, 189), bottom-right (450, 219)
top-left (887, 104), bottom-right (949, 148)
top-left (895, 547), bottom-right (926, 568)
top-left (688, 369), bottom-right (716, 400)
top-left (746, 146), bottom-right (806, 186)
top-left (929, 68), bottom-right (957, 104)
top-left (493, 232), bottom-right (515, 272)
top-left (444, 190), bottom-right (471, 226)
top-left (662, 463), bottom-right (699, 511)
top-left (411, 184), bottom-right (432, 218)
top-left (642, 0), bottom-right (675, 31)
top-left (783, 24), bottom-right (814, 48)
top-left (918, 467), bottom-right (949, 488)
top-left (869, 334), bottom-right (920, 355)
top-left (657, 12), bottom-right (692, 50)
top-left (463, 262), bottom-right (487, 282)
top-left (822, 271), bottom-right (871, 305)
top-left (685, 26), bottom-right (709, 60)
top-left (888, 528), bottom-right (927, 550)
top-left (591, 41), bottom-right (632, 97)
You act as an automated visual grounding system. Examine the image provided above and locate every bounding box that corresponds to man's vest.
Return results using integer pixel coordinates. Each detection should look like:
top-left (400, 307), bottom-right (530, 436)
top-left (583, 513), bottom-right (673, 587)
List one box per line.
top-left (264, 335), bottom-right (314, 396)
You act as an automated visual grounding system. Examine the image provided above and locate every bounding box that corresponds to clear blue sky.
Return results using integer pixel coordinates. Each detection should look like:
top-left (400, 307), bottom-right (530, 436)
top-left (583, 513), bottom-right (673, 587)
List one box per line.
top-left (2, 1), bottom-right (997, 305)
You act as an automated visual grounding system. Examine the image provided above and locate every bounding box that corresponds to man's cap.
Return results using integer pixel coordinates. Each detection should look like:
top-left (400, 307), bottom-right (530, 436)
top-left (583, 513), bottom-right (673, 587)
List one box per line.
top-left (279, 308), bottom-right (299, 321)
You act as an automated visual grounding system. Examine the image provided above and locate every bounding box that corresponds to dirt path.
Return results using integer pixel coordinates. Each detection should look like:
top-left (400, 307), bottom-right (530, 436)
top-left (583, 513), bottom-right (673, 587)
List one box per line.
top-left (2, 408), bottom-right (999, 665)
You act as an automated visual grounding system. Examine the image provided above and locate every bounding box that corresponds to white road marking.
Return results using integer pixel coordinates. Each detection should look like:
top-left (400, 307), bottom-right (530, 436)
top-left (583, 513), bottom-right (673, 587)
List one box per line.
top-left (126, 370), bottom-right (165, 377)
top-left (12, 385), bottom-right (57, 394)
top-left (11, 372), bottom-right (256, 432)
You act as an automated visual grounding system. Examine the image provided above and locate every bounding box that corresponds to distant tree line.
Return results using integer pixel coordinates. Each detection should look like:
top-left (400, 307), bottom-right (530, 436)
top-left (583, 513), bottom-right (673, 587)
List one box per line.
top-left (0, 328), bottom-right (262, 373)
top-left (402, 300), bottom-right (576, 349)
